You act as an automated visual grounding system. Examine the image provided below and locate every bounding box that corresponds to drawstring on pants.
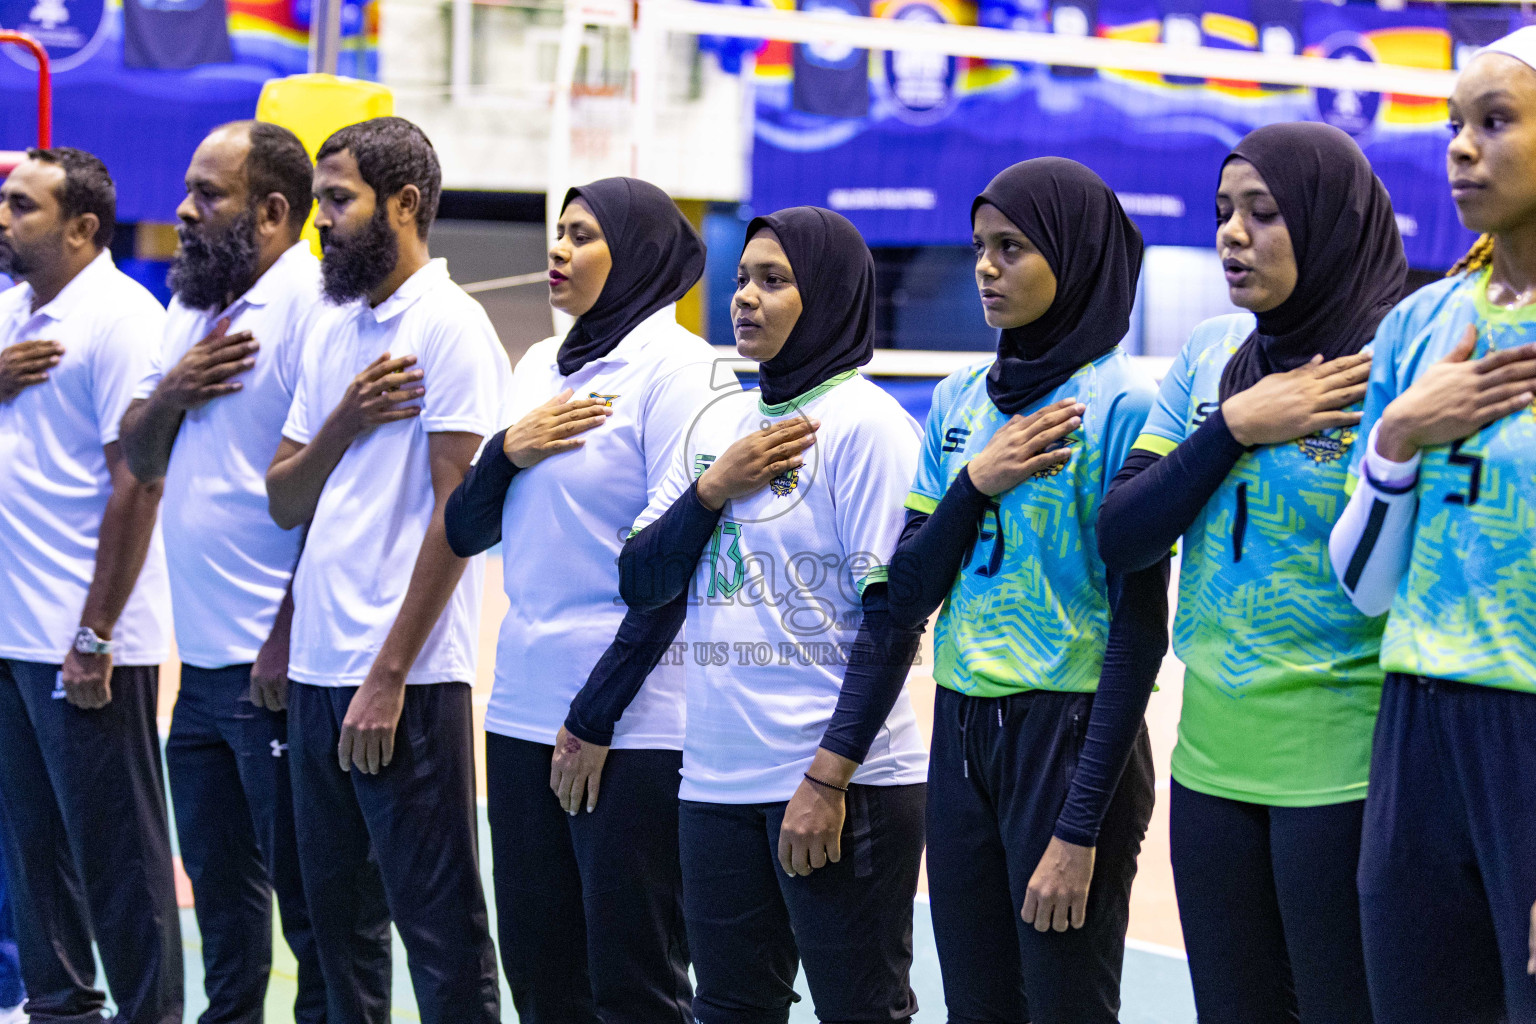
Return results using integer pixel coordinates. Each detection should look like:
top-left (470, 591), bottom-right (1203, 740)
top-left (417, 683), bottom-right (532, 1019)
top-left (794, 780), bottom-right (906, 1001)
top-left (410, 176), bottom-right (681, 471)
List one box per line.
top-left (957, 696), bottom-right (1006, 779)
top-left (958, 696), bottom-right (974, 778)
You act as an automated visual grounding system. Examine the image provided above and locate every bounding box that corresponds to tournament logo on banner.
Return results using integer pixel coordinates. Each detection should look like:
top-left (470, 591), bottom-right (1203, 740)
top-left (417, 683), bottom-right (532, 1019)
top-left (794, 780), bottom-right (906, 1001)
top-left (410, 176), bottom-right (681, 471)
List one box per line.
top-left (0, 0), bottom-right (108, 71)
top-left (878, 0), bottom-right (958, 124)
top-left (1313, 32), bottom-right (1380, 137)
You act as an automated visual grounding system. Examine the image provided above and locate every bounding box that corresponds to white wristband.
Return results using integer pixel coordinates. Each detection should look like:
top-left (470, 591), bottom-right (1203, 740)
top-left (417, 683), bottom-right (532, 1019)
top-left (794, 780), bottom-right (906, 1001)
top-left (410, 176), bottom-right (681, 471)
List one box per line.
top-left (1363, 422), bottom-right (1421, 491)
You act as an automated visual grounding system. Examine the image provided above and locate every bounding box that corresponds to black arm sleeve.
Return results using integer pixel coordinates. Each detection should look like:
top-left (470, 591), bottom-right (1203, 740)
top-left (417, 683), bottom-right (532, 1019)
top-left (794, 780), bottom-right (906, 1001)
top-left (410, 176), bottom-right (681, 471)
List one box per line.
top-left (887, 466), bottom-right (993, 630)
top-left (618, 480), bottom-right (723, 611)
top-left (1096, 408), bottom-right (1249, 574)
top-left (1053, 557), bottom-right (1171, 847)
top-left (444, 427), bottom-right (518, 558)
top-left (818, 584), bottom-right (924, 765)
top-left (564, 592), bottom-right (688, 746)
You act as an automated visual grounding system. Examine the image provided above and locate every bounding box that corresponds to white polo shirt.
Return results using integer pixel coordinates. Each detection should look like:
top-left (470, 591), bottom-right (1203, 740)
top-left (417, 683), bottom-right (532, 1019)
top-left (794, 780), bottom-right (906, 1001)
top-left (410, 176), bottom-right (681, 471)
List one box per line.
top-left (282, 258), bottom-right (510, 687)
top-left (136, 242), bottom-right (326, 670)
top-left (486, 307), bottom-right (732, 749)
top-left (632, 372), bottom-right (930, 803)
top-left (0, 250), bottom-right (170, 665)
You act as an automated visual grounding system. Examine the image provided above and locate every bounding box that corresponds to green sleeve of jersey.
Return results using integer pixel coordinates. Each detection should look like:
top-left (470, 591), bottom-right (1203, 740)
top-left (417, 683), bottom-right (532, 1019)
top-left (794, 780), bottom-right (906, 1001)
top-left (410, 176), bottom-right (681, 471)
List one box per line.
top-left (1132, 433), bottom-right (1179, 456)
top-left (904, 492), bottom-right (940, 515)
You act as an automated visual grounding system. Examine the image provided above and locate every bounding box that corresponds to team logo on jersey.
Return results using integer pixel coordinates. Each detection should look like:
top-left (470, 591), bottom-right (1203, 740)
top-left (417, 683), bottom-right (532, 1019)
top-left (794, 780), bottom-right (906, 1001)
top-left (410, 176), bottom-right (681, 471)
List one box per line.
top-left (942, 427), bottom-right (971, 453)
top-left (1031, 437), bottom-right (1077, 479)
top-left (770, 468), bottom-right (800, 497)
top-left (588, 392), bottom-right (619, 407)
top-left (1295, 426), bottom-right (1355, 464)
top-left (694, 454), bottom-right (717, 479)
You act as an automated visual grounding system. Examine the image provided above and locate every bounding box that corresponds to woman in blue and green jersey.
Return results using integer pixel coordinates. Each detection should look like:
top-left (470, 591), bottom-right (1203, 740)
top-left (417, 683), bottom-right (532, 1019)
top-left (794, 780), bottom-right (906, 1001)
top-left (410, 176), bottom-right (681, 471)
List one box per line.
top-left (1329, 26), bottom-right (1536, 1022)
top-left (888, 158), bottom-right (1169, 1024)
top-left (1097, 120), bottom-right (1407, 1023)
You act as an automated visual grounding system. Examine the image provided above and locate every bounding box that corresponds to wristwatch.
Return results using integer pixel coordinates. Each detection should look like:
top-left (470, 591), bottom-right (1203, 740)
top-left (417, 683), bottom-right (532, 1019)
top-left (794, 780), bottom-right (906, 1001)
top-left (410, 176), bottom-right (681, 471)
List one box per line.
top-left (73, 626), bottom-right (114, 656)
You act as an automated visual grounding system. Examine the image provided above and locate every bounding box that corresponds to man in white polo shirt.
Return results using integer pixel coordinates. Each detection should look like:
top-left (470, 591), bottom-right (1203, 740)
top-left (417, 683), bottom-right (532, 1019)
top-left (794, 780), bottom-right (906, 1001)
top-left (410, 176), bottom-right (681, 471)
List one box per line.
top-left (0, 147), bottom-right (180, 1024)
top-left (120, 121), bottom-right (342, 1024)
top-left (265, 117), bottom-right (507, 1024)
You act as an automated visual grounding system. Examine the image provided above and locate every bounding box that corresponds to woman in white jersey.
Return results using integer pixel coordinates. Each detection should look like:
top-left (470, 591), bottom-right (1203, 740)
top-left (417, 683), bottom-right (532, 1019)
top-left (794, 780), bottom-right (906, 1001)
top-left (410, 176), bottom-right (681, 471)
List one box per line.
top-left (444, 176), bottom-right (723, 1024)
top-left (618, 206), bottom-right (929, 1024)
top-left (1329, 27), bottom-right (1536, 1023)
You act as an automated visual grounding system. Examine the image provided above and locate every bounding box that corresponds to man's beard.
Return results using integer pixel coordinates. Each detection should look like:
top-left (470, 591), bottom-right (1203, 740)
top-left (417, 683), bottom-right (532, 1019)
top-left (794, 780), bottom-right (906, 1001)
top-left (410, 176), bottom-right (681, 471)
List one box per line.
top-left (320, 208), bottom-right (399, 303)
top-left (168, 209), bottom-right (260, 312)
top-left (0, 230), bottom-right (48, 279)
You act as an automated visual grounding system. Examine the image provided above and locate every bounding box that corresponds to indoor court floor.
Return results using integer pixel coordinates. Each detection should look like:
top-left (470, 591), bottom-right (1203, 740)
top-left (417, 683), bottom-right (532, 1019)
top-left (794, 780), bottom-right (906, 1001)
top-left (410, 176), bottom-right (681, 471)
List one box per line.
top-left (158, 559), bottom-right (1199, 1022)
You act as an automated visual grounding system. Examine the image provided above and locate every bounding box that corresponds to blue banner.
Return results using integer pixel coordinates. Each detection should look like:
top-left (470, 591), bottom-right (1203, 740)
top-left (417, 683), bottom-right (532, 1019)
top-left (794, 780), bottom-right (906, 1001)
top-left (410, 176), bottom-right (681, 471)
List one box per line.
top-left (123, 0), bottom-right (233, 69)
top-left (748, 0), bottom-right (1534, 268)
top-left (0, 1), bottom-right (375, 222)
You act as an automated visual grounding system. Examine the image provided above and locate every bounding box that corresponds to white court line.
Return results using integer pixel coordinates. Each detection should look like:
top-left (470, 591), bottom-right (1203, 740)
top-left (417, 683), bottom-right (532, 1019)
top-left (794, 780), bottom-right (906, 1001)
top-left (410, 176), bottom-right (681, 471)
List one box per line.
top-left (1126, 937), bottom-right (1189, 961)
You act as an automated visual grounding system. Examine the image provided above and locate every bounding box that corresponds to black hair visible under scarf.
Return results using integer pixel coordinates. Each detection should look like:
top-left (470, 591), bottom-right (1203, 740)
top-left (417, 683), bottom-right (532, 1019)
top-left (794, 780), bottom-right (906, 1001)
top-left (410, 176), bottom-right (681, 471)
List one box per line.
top-left (744, 206), bottom-right (876, 407)
top-left (1216, 122), bottom-right (1407, 402)
top-left (973, 158), bottom-right (1144, 416)
top-left (556, 177), bottom-right (706, 376)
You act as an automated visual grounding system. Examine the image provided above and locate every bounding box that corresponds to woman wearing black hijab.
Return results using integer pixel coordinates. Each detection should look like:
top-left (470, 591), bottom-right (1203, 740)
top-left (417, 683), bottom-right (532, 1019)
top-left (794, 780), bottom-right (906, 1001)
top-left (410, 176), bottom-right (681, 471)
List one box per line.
top-left (884, 157), bottom-right (1168, 1024)
top-left (616, 207), bottom-right (929, 1022)
top-left (443, 176), bottom-right (727, 1024)
top-left (1097, 122), bottom-right (1407, 1023)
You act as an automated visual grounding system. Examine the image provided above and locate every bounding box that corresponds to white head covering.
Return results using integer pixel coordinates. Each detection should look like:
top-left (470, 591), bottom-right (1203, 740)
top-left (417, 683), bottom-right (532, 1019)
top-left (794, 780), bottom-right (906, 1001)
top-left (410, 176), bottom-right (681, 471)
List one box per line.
top-left (1476, 25), bottom-right (1536, 74)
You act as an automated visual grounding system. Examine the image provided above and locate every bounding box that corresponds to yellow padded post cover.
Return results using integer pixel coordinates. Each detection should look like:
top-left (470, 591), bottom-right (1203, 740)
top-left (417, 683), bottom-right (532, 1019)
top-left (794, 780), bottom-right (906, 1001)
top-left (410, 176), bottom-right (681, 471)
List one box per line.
top-left (256, 74), bottom-right (395, 253)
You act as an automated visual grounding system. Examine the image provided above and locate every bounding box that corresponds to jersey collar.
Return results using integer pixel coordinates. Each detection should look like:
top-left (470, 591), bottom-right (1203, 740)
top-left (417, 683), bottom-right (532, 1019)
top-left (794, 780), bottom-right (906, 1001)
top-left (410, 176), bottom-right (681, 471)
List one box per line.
top-left (757, 369), bottom-right (858, 417)
top-left (551, 304), bottom-right (677, 375)
top-left (370, 257), bottom-right (449, 324)
top-left (237, 240), bottom-right (316, 311)
top-left (27, 249), bottom-right (114, 323)
top-left (1472, 267), bottom-right (1536, 327)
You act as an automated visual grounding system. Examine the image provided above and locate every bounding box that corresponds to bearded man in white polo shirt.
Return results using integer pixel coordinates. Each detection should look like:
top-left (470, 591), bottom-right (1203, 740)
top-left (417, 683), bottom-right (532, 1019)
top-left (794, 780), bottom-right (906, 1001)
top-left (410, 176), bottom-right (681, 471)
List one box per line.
top-left (120, 121), bottom-right (345, 1024)
top-left (0, 147), bottom-right (181, 1024)
top-left (265, 116), bottom-right (508, 1024)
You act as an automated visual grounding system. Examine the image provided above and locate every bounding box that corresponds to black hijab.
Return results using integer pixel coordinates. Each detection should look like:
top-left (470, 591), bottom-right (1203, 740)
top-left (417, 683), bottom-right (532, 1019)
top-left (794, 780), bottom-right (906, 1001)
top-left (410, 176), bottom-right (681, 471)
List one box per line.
top-left (1216, 122), bottom-right (1408, 401)
top-left (973, 158), bottom-right (1144, 416)
top-left (744, 206), bottom-right (876, 407)
top-left (556, 177), bottom-right (706, 376)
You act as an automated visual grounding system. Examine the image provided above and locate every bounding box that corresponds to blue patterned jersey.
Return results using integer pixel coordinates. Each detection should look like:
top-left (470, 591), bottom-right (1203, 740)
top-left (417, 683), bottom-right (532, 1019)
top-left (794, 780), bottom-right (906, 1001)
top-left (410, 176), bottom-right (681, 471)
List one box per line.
top-left (1140, 314), bottom-right (1384, 806)
top-left (1355, 269), bottom-right (1536, 693)
top-left (906, 348), bottom-right (1155, 697)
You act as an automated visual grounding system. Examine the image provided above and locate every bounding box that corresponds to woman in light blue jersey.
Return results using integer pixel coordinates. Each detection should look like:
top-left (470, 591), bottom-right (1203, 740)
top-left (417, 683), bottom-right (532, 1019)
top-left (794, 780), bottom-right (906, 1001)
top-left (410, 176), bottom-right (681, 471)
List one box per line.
top-left (1330, 25), bottom-right (1536, 1023)
top-left (1098, 121), bottom-right (1407, 1024)
top-left (888, 158), bottom-right (1168, 1024)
